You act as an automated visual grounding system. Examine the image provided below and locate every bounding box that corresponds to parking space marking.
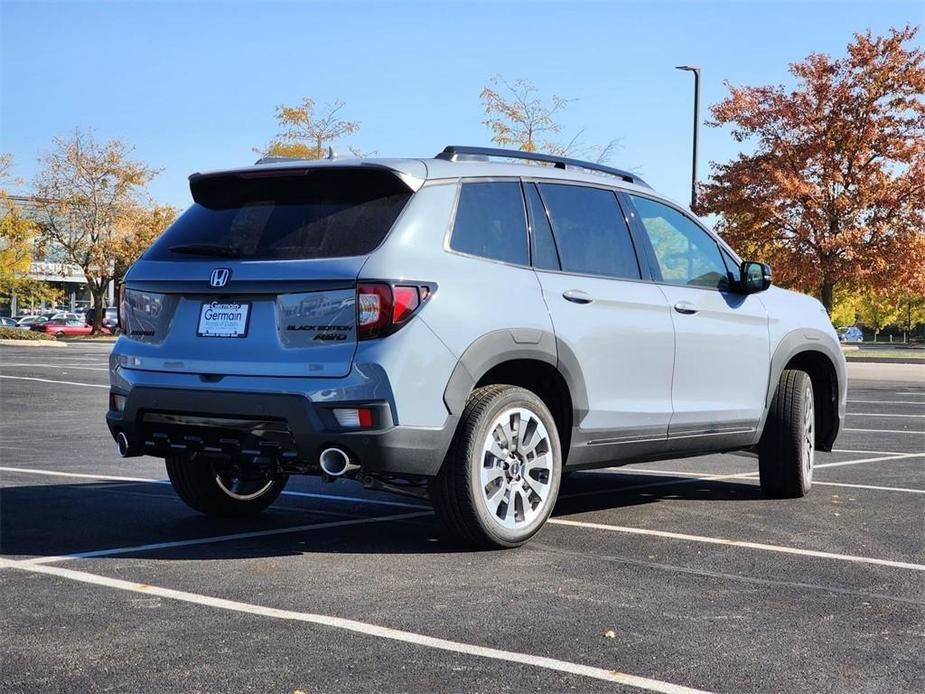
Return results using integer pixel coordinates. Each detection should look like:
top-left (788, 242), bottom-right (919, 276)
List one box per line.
top-left (588, 467), bottom-right (924, 494)
top-left (547, 519), bottom-right (925, 571)
top-left (13, 511), bottom-right (432, 566)
top-left (564, 453), bottom-right (922, 501)
top-left (0, 466), bottom-right (430, 509)
top-left (0, 374), bottom-right (108, 389)
top-left (0, 362), bottom-right (109, 372)
top-left (847, 412), bottom-right (925, 418)
top-left (845, 427), bottom-right (925, 435)
top-left (0, 558), bottom-right (710, 694)
top-left (848, 400), bottom-right (925, 405)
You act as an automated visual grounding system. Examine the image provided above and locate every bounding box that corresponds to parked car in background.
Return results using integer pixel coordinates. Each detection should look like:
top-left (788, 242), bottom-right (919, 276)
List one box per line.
top-left (838, 327), bottom-right (863, 343)
top-left (0, 317), bottom-right (17, 327)
top-left (33, 318), bottom-right (112, 338)
top-left (15, 316), bottom-right (49, 330)
top-left (50, 312), bottom-right (83, 323)
top-left (85, 306), bottom-right (119, 330)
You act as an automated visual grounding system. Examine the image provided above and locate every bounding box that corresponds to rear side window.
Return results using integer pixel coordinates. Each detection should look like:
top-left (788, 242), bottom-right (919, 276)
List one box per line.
top-left (145, 169), bottom-right (412, 261)
top-left (450, 182), bottom-right (529, 265)
top-left (538, 184), bottom-right (640, 280)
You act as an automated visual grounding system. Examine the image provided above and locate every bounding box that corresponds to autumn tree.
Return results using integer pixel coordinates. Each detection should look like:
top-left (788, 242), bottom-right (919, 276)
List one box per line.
top-left (258, 98), bottom-right (360, 159)
top-left (856, 290), bottom-right (900, 340)
top-left (699, 26), bottom-right (925, 313)
top-left (111, 202), bottom-right (178, 282)
top-left (33, 129), bottom-right (159, 333)
top-left (481, 76), bottom-right (620, 163)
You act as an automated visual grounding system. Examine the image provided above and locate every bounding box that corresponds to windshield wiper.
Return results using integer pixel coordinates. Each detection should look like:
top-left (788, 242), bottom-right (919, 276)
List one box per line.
top-left (168, 243), bottom-right (241, 258)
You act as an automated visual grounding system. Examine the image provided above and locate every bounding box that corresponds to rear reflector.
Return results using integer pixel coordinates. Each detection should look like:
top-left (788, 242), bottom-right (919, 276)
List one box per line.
top-left (109, 393), bottom-right (126, 412)
top-left (333, 407), bottom-right (374, 428)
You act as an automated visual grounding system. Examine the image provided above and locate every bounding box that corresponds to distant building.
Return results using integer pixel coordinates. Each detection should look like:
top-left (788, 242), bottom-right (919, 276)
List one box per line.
top-left (3, 195), bottom-right (113, 315)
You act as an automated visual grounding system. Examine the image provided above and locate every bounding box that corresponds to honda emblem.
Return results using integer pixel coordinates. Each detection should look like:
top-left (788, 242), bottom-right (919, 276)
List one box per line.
top-left (210, 268), bottom-right (231, 288)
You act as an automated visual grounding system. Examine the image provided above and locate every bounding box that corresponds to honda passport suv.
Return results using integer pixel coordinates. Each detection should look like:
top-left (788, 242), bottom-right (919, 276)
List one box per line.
top-left (108, 146), bottom-right (846, 548)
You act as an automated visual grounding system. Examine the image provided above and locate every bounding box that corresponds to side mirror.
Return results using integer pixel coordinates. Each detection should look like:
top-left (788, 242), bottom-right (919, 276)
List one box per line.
top-left (740, 261), bottom-right (772, 294)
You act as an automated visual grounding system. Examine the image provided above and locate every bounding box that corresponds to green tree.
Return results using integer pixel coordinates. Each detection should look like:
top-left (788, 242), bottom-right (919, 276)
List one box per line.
top-left (856, 291), bottom-right (900, 341)
top-left (258, 98), bottom-right (360, 159)
top-left (0, 154), bottom-right (59, 311)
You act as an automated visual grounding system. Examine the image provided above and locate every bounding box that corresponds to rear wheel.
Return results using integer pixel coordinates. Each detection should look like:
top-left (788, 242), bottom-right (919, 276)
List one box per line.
top-left (431, 385), bottom-right (562, 548)
top-left (165, 455), bottom-right (287, 517)
top-left (758, 369), bottom-right (815, 498)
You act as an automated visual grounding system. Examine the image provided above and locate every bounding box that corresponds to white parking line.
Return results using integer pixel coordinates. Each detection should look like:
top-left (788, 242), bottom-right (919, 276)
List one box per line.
top-left (0, 558), bottom-right (709, 694)
top-left (547, 519), bottom-right (925, 571)
top-left (848, 400), bottom-right (925, 406)
top-left (0, 466), bottom-right (430, 509)
top-left (588, 465), bottom-right (924, 494)
top-left (847, 412), bottom-right (925, 418)
top-left (0, 374), bottom-right (108, 389)
top-left (0, 362), bottom-right (108, 372)
top-left (845, 428), bottom-right (925, 435)
top-left (16, 511), bottom-right (432, 566)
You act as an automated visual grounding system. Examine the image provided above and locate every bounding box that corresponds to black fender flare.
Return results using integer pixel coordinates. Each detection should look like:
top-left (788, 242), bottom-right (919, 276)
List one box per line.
top-left (442, 328), bottom-right (589, 424)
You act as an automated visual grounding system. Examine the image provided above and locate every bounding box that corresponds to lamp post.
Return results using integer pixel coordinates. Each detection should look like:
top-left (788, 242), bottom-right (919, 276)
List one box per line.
top-left (675, 65), bottom-right (701, 212)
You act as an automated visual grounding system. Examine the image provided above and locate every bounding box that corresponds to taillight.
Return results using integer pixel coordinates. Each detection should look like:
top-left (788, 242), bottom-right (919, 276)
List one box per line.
top-left (356, 281), bottom-right (435, 340)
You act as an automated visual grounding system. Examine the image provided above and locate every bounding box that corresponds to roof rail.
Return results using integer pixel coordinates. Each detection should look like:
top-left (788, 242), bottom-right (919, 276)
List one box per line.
top-left (435, 145), bottom-right (650, 188)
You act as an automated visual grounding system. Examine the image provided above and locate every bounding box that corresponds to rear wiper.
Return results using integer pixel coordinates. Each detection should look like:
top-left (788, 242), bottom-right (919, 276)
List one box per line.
top-left (168, 243), bottom-right (240, 258)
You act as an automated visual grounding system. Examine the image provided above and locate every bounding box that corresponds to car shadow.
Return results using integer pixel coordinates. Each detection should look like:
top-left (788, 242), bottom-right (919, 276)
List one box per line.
top-left (0, 471), bottom-right (763, 561)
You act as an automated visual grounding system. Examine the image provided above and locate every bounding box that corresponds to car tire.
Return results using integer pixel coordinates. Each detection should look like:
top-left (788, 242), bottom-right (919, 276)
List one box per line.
top-left (758, 369), bottom-right (815, 498)
top-left (54, 331), bottom-right (64, 338)
top-left (165, 455), bottom-right (287, 517)
top-left (430, 385), bottom-right (562, 548)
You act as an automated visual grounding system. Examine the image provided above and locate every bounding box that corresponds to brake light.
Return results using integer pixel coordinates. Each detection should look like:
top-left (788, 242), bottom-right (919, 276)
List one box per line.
top-left (356, 281), bottom-right (434, 340)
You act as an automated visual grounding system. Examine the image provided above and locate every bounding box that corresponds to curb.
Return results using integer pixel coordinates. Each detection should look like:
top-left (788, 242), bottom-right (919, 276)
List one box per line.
top-left (844, 356), bottom-right (924, 365)
top-left (0, 339), bottom-right (67, 348)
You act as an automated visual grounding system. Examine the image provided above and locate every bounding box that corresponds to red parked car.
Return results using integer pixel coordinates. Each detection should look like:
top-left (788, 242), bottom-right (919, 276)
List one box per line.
top-left (32, 318), bottom-right (112, 338)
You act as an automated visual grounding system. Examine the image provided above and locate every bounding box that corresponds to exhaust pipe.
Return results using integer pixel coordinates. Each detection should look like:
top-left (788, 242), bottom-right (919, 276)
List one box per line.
top-left (319, 447), bottom-right (360, 477)
top-left (115, 431), bottom-right (141, 458)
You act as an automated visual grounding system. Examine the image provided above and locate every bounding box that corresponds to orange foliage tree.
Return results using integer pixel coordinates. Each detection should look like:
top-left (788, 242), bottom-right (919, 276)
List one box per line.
top-left (699, 26), bottom-right (925, 313)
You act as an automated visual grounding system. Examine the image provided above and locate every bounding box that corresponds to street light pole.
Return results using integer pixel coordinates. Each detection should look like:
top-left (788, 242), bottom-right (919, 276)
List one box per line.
top-left (675, 65), bottom-right (700, 212)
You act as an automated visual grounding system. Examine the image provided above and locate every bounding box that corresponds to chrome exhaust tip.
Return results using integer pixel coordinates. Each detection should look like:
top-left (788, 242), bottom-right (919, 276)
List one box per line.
top-left (115, 431), bottom-right (135, 458)
top-left (319, 447), bottom-right (360, 477)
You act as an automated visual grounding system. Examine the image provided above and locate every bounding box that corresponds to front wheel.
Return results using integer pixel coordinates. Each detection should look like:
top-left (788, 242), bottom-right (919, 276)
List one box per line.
top-left (430, 385), bottom-right (562, 548)
top-left (165, 455), bottom-right (287, 517)
top-left (758, 369), bottom-right (815, 498)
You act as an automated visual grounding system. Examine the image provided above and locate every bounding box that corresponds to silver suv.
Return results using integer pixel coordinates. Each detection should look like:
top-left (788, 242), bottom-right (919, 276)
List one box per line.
top-left (108, 146), bottom-right (846, 548)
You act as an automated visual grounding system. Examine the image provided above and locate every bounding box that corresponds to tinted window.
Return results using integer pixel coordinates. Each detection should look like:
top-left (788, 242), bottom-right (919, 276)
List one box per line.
top-left (720, 248), bottom-right (741, 287)
top-left (630, 195), bottom-right (729, 290)
top-left (539, 184), bottom-right (640, 279)
top-left (146, 169), bottom-right (412, 261)
top-left (525, 183), bottom-right (560, 270)
top-left (450, 182), bottom-right (529, 265)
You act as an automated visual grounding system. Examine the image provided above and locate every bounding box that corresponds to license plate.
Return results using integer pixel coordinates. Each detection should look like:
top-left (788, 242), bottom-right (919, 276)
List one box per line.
top-left (197, 301), bottom-right (250, 338)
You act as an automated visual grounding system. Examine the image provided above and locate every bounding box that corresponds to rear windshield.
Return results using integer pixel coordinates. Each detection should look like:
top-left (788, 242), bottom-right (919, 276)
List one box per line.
top-left (145, 168), bottom-right (412, 261)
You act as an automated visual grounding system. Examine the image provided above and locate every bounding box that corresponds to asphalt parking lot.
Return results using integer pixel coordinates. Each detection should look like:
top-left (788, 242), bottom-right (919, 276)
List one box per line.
top-left (1, 344), bottom-right (923, 693)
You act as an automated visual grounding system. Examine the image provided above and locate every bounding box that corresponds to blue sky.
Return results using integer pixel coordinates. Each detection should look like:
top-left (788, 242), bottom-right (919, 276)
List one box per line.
top-left (1, 0), bottom-right (920, 210)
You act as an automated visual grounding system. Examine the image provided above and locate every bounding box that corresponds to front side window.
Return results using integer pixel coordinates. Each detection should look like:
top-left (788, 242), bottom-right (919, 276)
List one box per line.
top-left (538, 184), bottom-right (640, 280)
top-left (450, 181), bottom-right (529, 265)
top-left (629, 195), bottom-right (730, 290)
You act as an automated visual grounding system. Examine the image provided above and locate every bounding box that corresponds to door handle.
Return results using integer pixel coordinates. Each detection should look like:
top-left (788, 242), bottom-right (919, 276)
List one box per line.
top-left (563, 289), bottom-right (593, 304)
top-left (673, 301), bottom-right (699, 315)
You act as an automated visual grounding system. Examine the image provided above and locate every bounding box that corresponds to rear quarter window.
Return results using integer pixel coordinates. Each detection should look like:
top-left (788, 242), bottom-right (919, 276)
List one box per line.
top-left (449, 181), bottom-right (529, 266)
top-left (145, 169), bottom-right (412, 261)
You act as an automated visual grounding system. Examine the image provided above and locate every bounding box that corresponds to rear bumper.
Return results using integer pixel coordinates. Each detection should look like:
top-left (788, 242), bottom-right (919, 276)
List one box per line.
top-left (106, 385), bottom-right (456, 478)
